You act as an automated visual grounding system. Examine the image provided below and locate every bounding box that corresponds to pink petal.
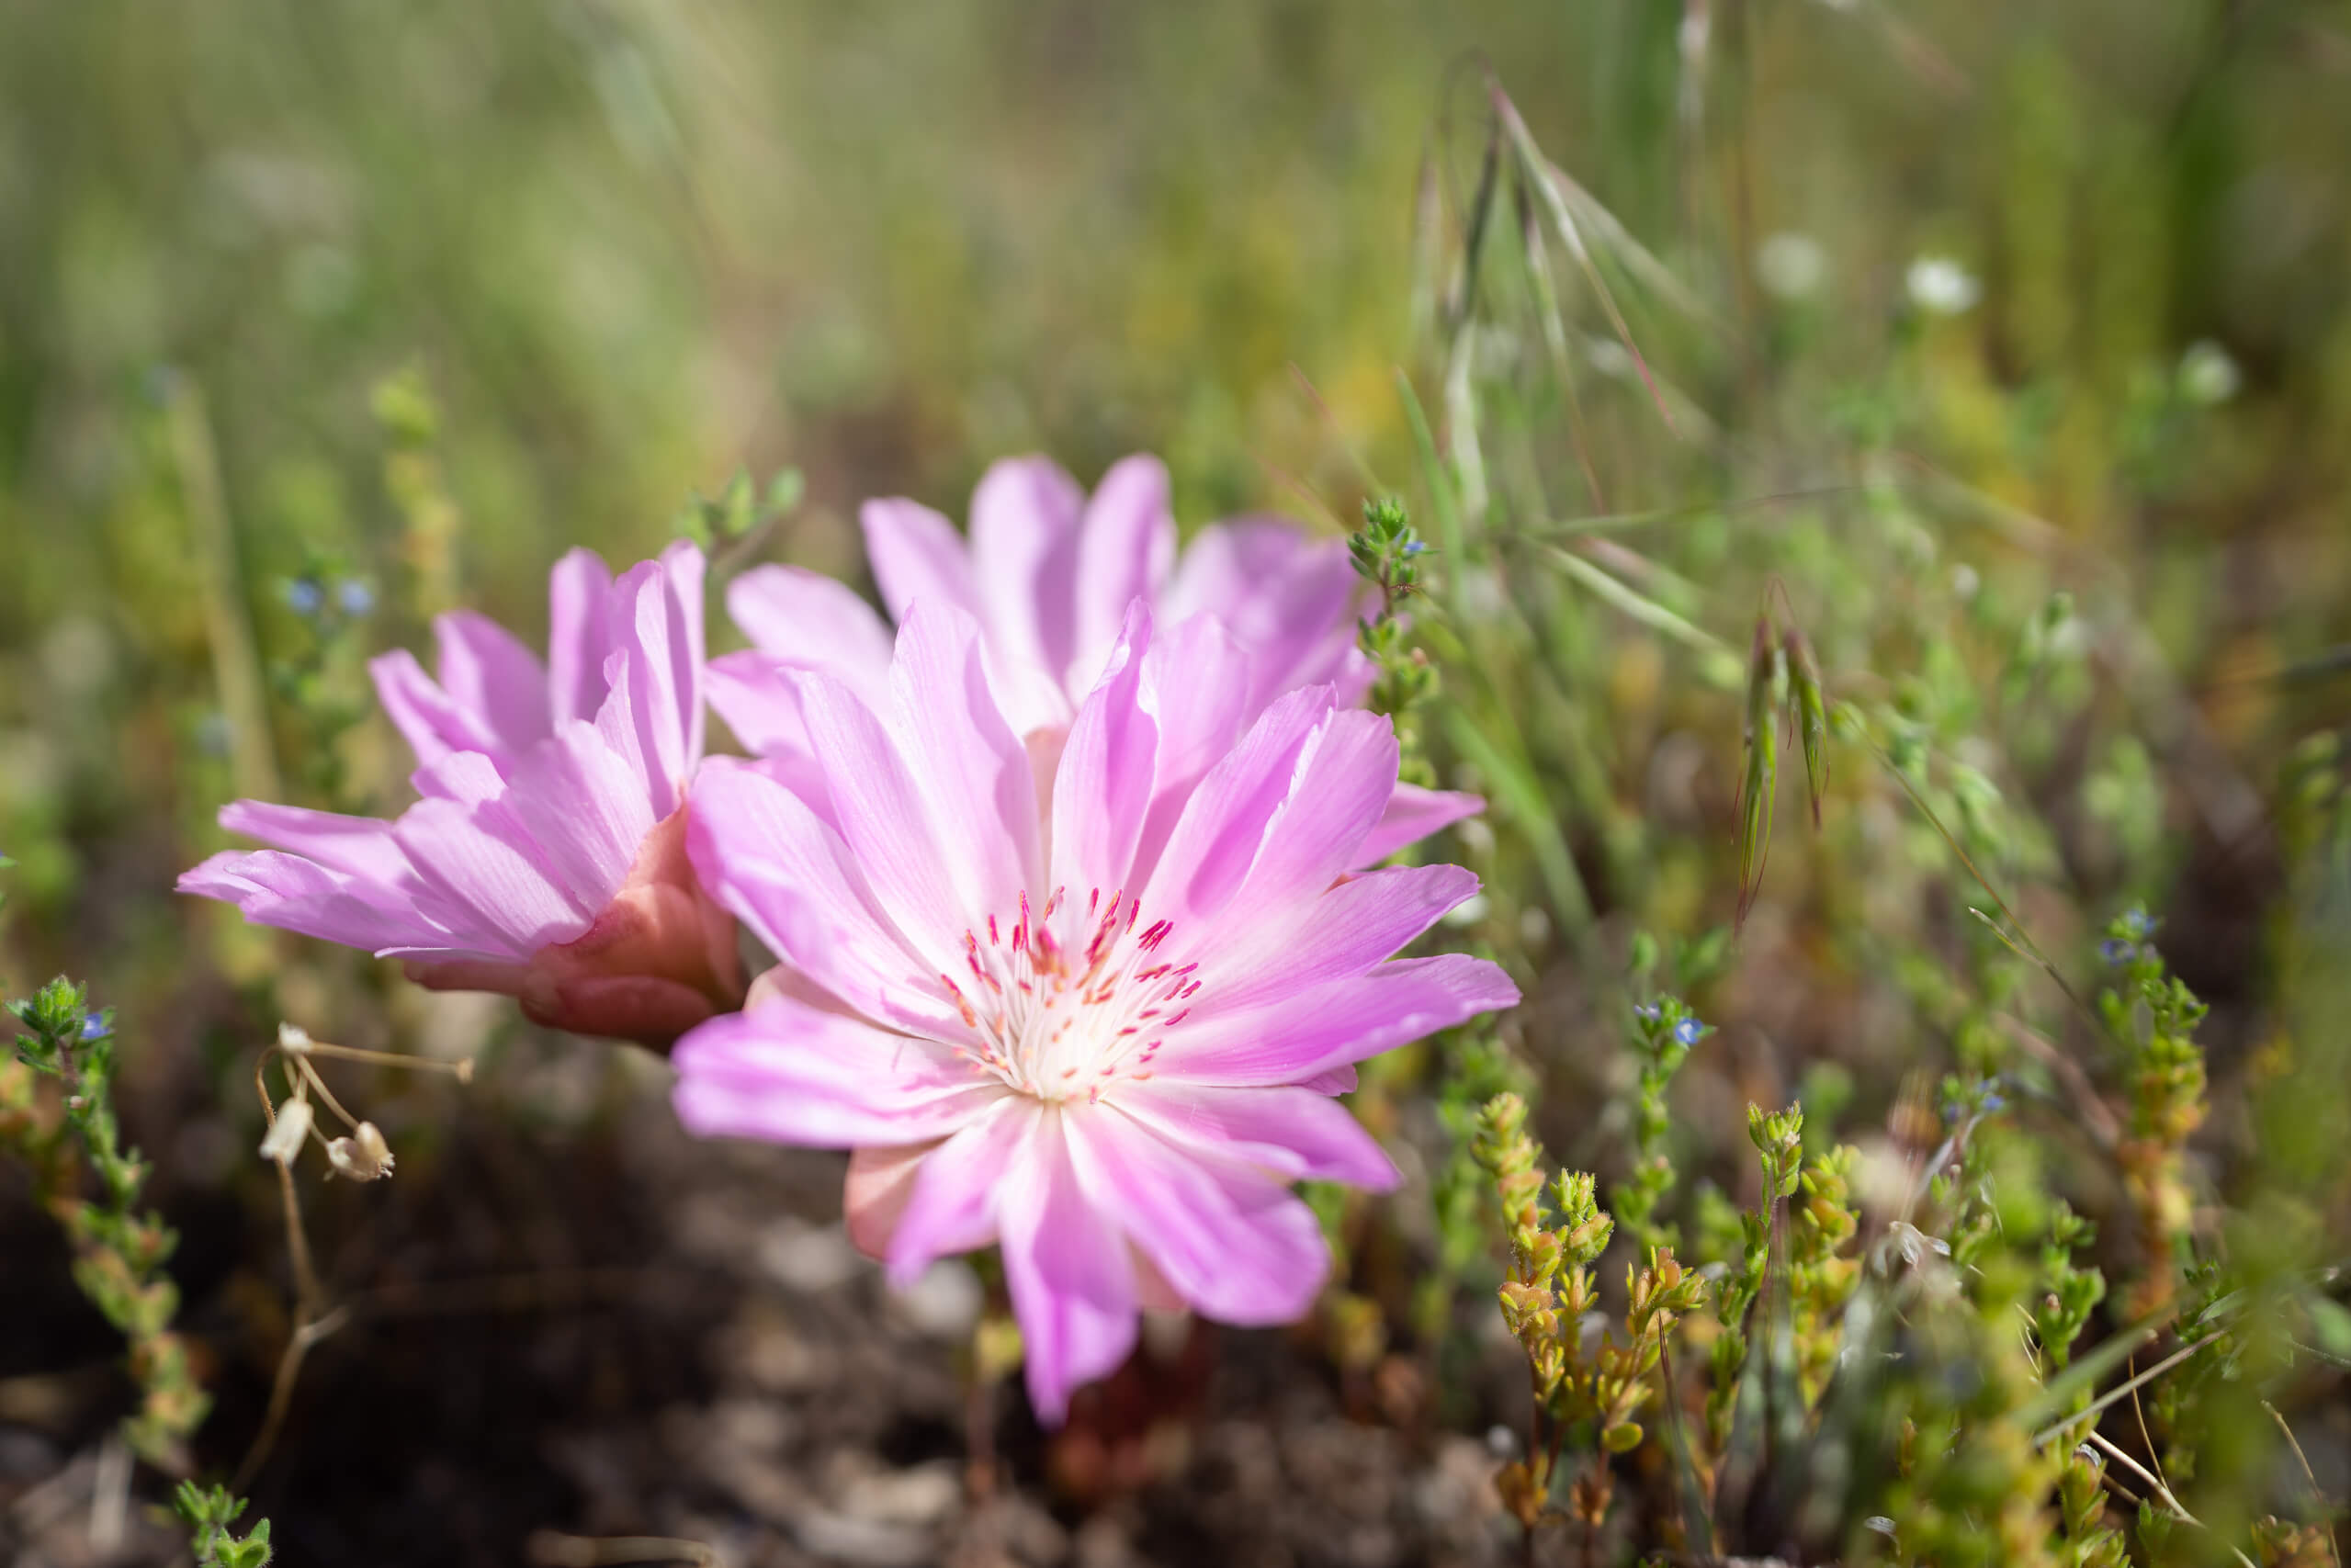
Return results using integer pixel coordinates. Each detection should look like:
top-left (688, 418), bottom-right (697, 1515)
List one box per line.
top-left (177, 850), bottom-right (462, 955)
top-left (862, 497), bottom-right (978, 625)
top-left (217, 800), bottom-right (413, 883)
top-left (1138, 684), bottom-right (1337, 933)
top-left (671, 996), bottom-right (1005, 1149)
top-left (410, 748), bottom-right (507, 807)
top-left (1206, 863), bottom-right (1481, 1013)
top-left (968, 456), bottom-right (1085, 687)
top-left (1162, 520), bottom-right (1363, 707)
top-left (705, 650), bottom-right (817, 759)
top-left (547, 548), bottom-right (616, 726)
top-left (369, 649), bottom-right (501, 767)
top-left (779, 671), bottom-right (966, 976)
top-left (1067, 1104), bottom-right (1328, 1325)
top-left (704, 653), bottom-right (839, 824)
top-left (886, 1096), bottom-right (1042, 1286)
top-left (1204, 708), bottom-right (1396, 951)
top-left (1070, 455), bottom-right (1175, 682)
top-left (1048, 604), bottom-right (1156, 905)
top-left (392, 790), bottom-right (594, 956)
top-left (605, 542), bottom-right (706, 814)
top-left (725, 565), bottom-right (895, 705)
top-left (1355, 784), bottom-right (1486, 866)
top-left (434, 612), bottom-right (552, 757)
top-left (685, 759), bottom-right (964, 1037)
top-left (998, 1108), bottom-right (1138, 1423)
top-left (886, 603), bottom-right (1042, 921)
top-left (1128, 613), bottom-right (1256, 888)
top-left (499, 719), bottom-right (659, 911)
top-left (844, 1142), bottom-right (936, 1260)
top-left (1150, 954), bottom-right (1519, 1086)
top-left (1113, 1080), bottom-right (1400, 1190)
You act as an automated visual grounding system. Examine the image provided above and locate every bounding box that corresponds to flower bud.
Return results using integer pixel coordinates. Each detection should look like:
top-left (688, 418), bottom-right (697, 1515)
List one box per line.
top-left (258, 1099), bottom-right (312, 1166)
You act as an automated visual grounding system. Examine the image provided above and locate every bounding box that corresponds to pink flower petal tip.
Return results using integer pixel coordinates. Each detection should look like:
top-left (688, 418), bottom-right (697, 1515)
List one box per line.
top-left (718, 453), bottom-right (1470, 863)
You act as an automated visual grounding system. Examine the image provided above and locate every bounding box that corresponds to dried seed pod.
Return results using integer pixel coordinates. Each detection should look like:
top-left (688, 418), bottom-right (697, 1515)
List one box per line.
top-left (1784, 624), bottom-right (1828, 828)
top-left (1736, 615), bottom-right (1782, 932)
top-left (324, 1121), bottom-right (395, 1182)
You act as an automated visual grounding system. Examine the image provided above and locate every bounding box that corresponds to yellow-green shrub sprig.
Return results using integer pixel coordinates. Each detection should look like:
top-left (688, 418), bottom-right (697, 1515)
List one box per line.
top-left (1475, 1091), bottom-right (1707, 1538)
top-left (2096, 906), bottom-right (2210, 1314)
top-left (1787, 1143), bottom-right (1863, 1404)
top-left (1706, 1103), bottom-right (1803, 1450)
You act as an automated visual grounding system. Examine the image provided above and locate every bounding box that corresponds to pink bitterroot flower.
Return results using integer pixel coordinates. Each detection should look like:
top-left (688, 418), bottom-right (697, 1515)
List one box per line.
top-left (178, 542), bottom-right (745, 1049)
top-left (707, 453), bottom-right (1483, 859)
top-left (671, 599), bottom-right (1517, 1421)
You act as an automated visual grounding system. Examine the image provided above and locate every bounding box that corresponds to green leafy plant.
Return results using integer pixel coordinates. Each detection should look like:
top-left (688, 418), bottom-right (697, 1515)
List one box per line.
top-left (6, 976), bottom-right (209, 1468)
top-left (175, 1482), bottom-right (275, 1567)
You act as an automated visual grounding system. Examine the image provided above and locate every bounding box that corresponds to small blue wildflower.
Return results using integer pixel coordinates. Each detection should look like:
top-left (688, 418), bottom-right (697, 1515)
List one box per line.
top-left (2099, 938), bottom-right (2136, 965)
top-left (283, 578), bottom-right (324, 615)
top-left (79, 1013), bottom-right (112, 1043)
top-left (1672, 1016), bottom-right (1704, 1046)
top-left (336, 579), bottom-right (376, 616)
top-left (1402, 540), bottom-right (1431, 556)
top-left (1633, 1001), bottom-right (1662, 1021)
top-left (2119, 908), bottom-right (2159, 940)
top-left (1980, 1090), bottom-right (2006, 1113)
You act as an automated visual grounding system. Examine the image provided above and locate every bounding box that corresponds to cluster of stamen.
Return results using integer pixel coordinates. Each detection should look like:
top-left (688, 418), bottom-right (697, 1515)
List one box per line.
top-left (937, 886), bottom-right (1202, 1101)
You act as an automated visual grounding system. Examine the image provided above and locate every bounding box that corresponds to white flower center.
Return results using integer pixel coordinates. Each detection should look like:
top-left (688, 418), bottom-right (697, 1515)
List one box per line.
top-left (938, 886), bottom-right (1200, 1101)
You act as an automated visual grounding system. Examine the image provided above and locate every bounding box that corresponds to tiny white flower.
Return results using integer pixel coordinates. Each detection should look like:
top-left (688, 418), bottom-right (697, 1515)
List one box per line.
top-left (1905, 255), bottom-right (1980, 316)
top-left (277, 1021), bottom-right (314, 1053)
top-left (259, 1099), bottom-right (313, 1166)
top-left (2178, 339), bottom-right (2241, 406)
top-left (325, 1121), bottom-right (395, 1181)
top-left (1756, 231), bottom-right (1826, 299)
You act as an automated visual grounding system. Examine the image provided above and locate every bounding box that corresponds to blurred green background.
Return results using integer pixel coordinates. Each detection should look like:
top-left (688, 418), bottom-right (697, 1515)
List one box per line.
top-left (4, 0), bottom-right (2349, 1202)
top-left (4, 1), bottom-right (2348, 936)
top-left (6, 1), bottom-right (2351, 1558)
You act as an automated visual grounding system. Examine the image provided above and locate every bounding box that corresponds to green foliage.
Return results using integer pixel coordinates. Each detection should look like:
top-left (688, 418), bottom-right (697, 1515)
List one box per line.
top-left (6, 976), bottom-right (209, 1466)
top-left (1351, 495), bottom-right (1441, 786)
top-left (265, 546), bottom-right (379, 805)
top-left (675, 466), bottom-right (806, 558)
top-left (1420, 1021), bottom-right (1532, 1343)
top-left (1610, 990), bottom-right (1707, 1256)
top-left (1736, 616), bottom-right (1785, 931)
top-left (2034, 1204), bottom-right (2108, 1372)
top-left (2097, 908), bottom-right (2210, 1314)
top-left (175, 1482), bottom-right (275, 1568)
top-left (5, 947), bottom-right (272, 1559)
top-left (4, 3), bottom-right (2348, 1559)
